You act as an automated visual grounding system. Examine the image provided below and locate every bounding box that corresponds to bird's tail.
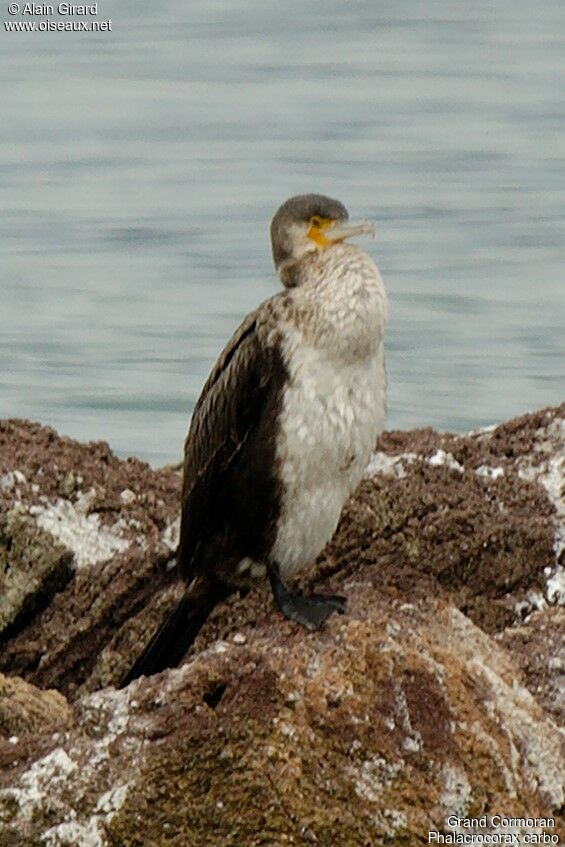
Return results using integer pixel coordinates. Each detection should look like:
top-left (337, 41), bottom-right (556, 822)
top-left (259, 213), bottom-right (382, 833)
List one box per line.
top-left (119, 581), bottom-right (219, 688)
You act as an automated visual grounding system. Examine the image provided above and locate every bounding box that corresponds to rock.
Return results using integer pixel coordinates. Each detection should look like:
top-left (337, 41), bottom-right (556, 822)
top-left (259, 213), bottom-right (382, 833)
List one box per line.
top-left (0, 599), bottom-right (563, 846)
top-left (0, 419), bottom-right (182, 696)
top-left (0, 674), bottom-right (72, 741)
top-left (0, 407), bottom-right (563, 845)
top-left (0, 511), bottom-right (73, 641)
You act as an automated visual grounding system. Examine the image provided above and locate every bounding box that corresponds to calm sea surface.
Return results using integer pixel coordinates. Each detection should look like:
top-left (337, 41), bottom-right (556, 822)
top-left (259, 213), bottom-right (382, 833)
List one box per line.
top-left (2, 1), bottom-right (564, 465)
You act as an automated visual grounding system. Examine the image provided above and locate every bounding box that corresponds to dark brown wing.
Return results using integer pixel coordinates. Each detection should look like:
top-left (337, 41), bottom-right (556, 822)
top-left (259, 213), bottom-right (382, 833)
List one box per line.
top-left (178, 300), bottom-right (280, 580)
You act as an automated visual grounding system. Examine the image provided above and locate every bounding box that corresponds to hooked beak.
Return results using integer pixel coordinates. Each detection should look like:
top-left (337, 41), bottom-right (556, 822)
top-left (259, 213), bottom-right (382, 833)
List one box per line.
top-left (325, 220), bottom-right (375, 242)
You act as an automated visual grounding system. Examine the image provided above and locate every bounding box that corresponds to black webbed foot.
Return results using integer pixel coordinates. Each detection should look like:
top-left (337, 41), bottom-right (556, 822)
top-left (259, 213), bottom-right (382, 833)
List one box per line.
top-left (277, 591), bottom-right (346, 630)
top-left (268, 564), bottom-right (346, 630)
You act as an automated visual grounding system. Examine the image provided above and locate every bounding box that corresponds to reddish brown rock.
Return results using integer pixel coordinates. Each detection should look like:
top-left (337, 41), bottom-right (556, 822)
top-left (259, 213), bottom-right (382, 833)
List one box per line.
top-left (0, 419), bottom-right (182, 696)
top-left (0, 596), bottom-right (563, 846)
top-left (0, 407), bottom-right (562, 846)
top-left (0, 673), bottom-right (72, 741)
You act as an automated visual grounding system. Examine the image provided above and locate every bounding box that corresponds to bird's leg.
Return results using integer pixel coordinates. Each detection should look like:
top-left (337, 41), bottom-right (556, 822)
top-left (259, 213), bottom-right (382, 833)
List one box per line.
top-left (267, 563), bottom-right (346, 630)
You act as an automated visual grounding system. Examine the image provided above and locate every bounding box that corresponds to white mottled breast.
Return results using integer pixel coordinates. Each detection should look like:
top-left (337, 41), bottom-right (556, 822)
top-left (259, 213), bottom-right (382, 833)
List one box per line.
top-left (271, 244), bottom-right (388, 579)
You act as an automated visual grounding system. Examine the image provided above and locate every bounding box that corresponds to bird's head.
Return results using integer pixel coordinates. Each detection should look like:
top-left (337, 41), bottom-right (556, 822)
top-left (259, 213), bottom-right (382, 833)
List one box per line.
top-left (270, 193), bottom-right (374, 277)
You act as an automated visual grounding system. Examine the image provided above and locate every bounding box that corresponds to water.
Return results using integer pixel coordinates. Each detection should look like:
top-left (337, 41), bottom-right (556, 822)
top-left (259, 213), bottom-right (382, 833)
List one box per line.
top-left (2, 0), bottom-right (564, 465)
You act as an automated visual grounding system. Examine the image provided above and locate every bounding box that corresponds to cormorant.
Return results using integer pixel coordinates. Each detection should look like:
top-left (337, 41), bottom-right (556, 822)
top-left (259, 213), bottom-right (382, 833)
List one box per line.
top-left (120, 193), bottom-right (388, 686)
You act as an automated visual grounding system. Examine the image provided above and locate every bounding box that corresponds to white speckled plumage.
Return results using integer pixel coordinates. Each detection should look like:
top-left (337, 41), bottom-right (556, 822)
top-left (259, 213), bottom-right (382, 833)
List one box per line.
top-left (120, 194), bottom-right (389, 684)
top-left (271, 243), bottom-right (388, 578)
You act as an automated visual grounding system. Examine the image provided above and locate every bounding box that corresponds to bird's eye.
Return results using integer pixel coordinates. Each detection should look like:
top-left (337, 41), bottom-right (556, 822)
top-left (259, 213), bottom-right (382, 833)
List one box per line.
top-left (310, 215), bottom-right (323, 227)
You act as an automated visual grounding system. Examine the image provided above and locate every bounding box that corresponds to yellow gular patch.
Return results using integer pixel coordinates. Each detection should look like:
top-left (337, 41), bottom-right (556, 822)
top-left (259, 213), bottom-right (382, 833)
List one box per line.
top-left (307, 217), bottom-right (335, 248)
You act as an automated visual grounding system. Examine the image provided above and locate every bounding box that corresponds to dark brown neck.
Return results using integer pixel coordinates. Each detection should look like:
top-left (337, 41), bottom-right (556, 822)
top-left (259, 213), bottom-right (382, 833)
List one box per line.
top-left (277, 254), bottom-right (316, 289)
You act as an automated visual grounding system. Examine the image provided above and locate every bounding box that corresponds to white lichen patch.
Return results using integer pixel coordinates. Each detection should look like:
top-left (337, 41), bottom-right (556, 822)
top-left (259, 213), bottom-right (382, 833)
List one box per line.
top-left (526, 590), bottom-right (547, 612)
top-left (81, 686), bottom-right (132, 739)
top-left (428, 450), bottom-right (465, 474)
top-left (468, 655), bottom-right (565, 810)
top-left (475, 465), bottom-right (505, 480)
top-left (352, 759), bottom-right (382, 804)
top-left (440, 763), bottom-right (473, 819)
top-left (0, 686), bottom-right (143, 846)
top-left (3, 748), bottom-right (77, 822)
top-left (440, 606), bottom-right (565, 810)
top-left (546, 566), bottom-right (565, 606)
top-left (384, 808), bottom-right (408, 831)
top-left (41, 786), bottom-right (132, 847)
top-left (43, 817), bottom-right (105, 847)
top-left (95, 783), bottom-right (131, 819)
top-left (349, 756), bottom-right (402, 804)
top-left (393, 684), bottom-right (423, 753)
top-left (365, 451), bottom-right (417, 479)
top-left (114, 516), bottom-right (142, 533)
top-left (467, 423), bottom-right (497, 438)
top-left (30, 490), bottom-right (129, 569)
top-left (0, 470), bottom-right (27, 491)
top-left (517, 414), bottom-right (564, 599)
top-left (162, 516), bottom-right (180, 551)
top-left (367, 448), bottom-right (468, 478)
